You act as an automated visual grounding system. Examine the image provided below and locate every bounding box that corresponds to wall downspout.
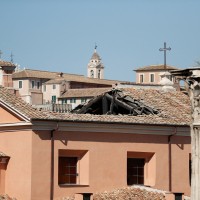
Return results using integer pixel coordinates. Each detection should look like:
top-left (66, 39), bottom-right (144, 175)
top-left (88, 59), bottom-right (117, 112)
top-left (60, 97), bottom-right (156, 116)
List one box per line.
top-left (168, 126), bottom-right (177, 192)
top-left (50, 122), bottom-right (59, 200)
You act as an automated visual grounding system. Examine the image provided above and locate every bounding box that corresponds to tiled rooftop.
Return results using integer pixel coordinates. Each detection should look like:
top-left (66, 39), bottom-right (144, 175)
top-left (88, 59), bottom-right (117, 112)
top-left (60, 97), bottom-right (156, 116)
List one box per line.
top-left (0, 87), bottom-right (192, 126)
top-left (59, 88), bottom-right (112, 98)
top-left (12, 69), bottom-right (120, 85)
top-left (134, 64), bottom-right (178, 71)
top-left (0, 87), bottom-right (49, 120)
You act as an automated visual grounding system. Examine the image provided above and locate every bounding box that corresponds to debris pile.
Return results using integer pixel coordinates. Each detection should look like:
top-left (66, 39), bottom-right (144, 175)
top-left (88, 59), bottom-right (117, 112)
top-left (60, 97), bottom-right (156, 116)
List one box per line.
top-left (93, 186), bottom-right (166, 200)
top-left (71, 89), bottom-right (159, 116)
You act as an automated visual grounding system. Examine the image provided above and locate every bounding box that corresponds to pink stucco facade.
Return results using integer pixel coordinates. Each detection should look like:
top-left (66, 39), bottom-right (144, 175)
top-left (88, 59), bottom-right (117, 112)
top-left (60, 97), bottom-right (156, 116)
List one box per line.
top-left (0, 106), bottom-right (191, 200)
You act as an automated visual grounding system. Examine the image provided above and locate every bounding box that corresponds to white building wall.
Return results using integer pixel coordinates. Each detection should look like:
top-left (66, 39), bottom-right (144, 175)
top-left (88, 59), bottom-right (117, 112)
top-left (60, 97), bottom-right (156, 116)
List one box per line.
top-left (43, 84), bottom-right (61, 104)
top-left (13, 79), bottom-right (31, 104)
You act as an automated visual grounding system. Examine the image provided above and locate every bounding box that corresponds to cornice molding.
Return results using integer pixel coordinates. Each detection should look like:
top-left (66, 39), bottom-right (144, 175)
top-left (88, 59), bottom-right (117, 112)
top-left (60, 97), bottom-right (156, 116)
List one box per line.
top-left (32, 121), bottom-right (190, 136)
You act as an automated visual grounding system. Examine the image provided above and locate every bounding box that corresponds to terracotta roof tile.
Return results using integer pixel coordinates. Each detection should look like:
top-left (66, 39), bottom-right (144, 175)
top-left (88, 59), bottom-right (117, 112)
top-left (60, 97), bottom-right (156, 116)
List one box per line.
top-left (94, 186), bottom-right (166, 200)
top-left (0, 86), bottom-right (50, 120)
top-left (134, 65), bottom-right (178, 71)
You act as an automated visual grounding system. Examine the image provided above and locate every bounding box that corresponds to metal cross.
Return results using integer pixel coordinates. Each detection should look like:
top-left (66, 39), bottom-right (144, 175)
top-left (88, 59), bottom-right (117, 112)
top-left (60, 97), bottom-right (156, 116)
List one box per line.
top-left (159, 42), bottom-right (171, 70)
top-left (10, 52), bottom-right (14, 63)
top-left (0, 50), bottom-right (2, 59)
top-left (95, 43), bottom-right (97, 51)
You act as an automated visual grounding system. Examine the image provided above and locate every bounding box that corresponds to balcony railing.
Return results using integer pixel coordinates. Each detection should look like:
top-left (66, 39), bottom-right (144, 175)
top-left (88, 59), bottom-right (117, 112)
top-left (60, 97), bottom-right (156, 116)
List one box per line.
top-left (33, 103), bottom-right (72, 113)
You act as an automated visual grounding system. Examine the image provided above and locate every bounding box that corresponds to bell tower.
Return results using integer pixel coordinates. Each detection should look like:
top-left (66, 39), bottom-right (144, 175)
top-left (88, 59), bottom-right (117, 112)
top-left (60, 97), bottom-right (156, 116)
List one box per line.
top-left (87, 45), bottom-right (104, 79)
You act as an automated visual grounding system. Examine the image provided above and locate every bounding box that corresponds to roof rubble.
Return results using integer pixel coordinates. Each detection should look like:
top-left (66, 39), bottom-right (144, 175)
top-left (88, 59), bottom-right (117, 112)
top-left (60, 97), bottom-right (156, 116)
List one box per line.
top-left (71, 89), bottom-right (159, 116)
top-left (93, 186), bottom-right (166, 200)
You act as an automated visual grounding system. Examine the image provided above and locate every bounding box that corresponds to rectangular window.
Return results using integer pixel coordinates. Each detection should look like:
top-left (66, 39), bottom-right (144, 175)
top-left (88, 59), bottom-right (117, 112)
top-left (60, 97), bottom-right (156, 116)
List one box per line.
top-left (81, 98), bottom-right (87, 103)
top-left (58, 157), bottom-right (78, 184)
top-left (140, 74), bottom-right (144, 83)
top-left (150, 74), bottom-right (154, 83)
top-left (52, 95), bottom-right (56, 103)
top-left (19, 81), bottom-right (23, 89)
top-left (31, 80), bottom-right (35, 89)
top-left (53, 84), bottom-right (56, 89)
top-left (70, 98), bottom-right (76, 103)
top-left (127, 158), bottom-right (145, 185)
top-left (58, 150), bottom-right (89, 185)
top-left (174, 193), bottom-right (183, 200)
top-left (37, 81), bottom-right (40, 89)
top-left (62, 99), bottom-right (67, 104)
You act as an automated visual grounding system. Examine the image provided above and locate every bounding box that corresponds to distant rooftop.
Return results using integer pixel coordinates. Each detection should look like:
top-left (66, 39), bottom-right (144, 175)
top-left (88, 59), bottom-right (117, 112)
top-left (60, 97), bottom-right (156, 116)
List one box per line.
top-left (12, 69), bottom-right (123, 85)
top-left (0, 60), bottom-right (16, 67)
top-left (134, 64), bottom-right (178, 71)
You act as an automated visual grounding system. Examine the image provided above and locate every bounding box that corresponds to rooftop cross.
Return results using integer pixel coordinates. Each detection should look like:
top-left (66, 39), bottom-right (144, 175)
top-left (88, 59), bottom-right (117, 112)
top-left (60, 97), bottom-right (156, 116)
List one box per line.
top-left (159, 42), bottom-right (171, 70)
top-left (10, 52), bottom-right (14, 63)
top-left (0, 50), bottom-right (2, 59)
top-left (94, 43), bottom-right (97, 52)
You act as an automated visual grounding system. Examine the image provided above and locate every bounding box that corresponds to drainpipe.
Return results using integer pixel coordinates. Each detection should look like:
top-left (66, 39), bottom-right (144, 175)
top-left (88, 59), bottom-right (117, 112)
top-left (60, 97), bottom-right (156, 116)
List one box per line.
top-left (50, 122), bottom-right (59, 200)
top-left (168, 126), bottom-right (177, 192)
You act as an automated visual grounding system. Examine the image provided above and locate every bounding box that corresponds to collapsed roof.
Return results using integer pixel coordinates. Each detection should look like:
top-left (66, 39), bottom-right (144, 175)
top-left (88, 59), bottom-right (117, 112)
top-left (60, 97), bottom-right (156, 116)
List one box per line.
top-left (71, 89), bottom-right (159, 116)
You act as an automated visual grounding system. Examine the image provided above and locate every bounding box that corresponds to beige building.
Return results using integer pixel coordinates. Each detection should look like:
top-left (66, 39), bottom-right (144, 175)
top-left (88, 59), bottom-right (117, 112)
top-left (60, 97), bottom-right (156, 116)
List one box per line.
top-left (134, 65), bottom-right (178, 84)
top-left (0, 86), bottom-right (191, 200)
top-left (12, 69), bottom-right (120, 105)
top-left (58, 88), bottom-right (112, 108)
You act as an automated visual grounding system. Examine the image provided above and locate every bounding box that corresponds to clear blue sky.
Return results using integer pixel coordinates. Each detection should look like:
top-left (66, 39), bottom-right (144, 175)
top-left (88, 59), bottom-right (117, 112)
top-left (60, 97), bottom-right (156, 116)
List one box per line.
top-left (1, 0), bottom-right (200, 82)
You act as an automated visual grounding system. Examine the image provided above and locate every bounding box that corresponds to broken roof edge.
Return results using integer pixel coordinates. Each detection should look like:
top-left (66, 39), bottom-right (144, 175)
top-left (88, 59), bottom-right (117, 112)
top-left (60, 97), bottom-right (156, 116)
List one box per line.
top-left (71, 88), bottom-right (160, 116)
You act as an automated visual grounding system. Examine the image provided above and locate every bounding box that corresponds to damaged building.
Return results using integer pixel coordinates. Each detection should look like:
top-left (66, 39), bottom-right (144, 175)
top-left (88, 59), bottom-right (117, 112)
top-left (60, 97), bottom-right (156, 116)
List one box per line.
top-left (71, 89), bottom-right (159, 116)
top-left (0, 87), bottom-right (191, 200)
